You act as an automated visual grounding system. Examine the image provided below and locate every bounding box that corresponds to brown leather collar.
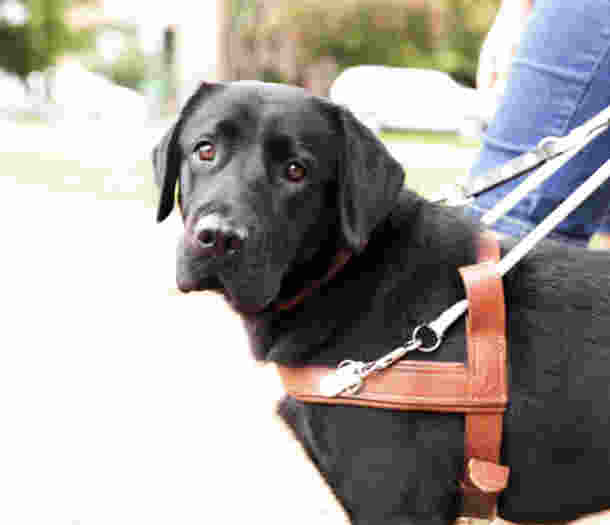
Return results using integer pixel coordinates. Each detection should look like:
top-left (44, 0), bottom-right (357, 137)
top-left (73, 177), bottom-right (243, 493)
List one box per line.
top-left (276, 231), bottom-right (509, 519)
top-left (273, 248), bottom-right (353, 313)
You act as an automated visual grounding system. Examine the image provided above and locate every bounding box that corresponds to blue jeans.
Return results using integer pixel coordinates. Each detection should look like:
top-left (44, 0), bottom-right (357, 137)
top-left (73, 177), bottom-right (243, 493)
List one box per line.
top-left (465, 0), bottom-right (610, 246)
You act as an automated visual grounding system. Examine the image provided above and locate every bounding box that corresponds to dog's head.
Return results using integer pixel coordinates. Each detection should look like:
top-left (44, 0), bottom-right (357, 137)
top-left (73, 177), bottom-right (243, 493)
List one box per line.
top-left (153, 81), bottom-right (404, 314)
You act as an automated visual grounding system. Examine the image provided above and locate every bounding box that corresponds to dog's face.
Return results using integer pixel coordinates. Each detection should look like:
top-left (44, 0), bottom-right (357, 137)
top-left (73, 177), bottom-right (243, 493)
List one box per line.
top-left (153, 81), bottom-right (404, 314)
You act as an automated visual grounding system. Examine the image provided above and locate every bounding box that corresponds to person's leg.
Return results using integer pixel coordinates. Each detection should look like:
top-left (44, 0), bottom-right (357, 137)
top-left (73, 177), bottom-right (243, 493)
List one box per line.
top-left (465, 0), bottom-right (610, 246)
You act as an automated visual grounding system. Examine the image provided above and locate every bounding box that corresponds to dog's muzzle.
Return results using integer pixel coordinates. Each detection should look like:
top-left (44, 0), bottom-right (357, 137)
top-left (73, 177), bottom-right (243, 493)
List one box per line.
top-left (177, 213), bottom-right (264, 310)
top-left (186, 214), bottom-right (248, 259)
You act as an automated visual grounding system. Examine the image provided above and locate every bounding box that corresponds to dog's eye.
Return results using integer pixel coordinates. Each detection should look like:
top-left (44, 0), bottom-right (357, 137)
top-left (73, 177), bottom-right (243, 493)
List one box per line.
top-left (284, 162), bottom-right (306, 182)
top-left (194, 141), bottom-right (216, 162)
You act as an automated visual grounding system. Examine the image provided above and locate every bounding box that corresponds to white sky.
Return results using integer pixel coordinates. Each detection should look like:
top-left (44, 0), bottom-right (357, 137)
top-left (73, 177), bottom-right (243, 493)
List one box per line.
top-left (101, 0), bottom-right (218, 33)
top-left (101, 0), bottom-right (221, 96)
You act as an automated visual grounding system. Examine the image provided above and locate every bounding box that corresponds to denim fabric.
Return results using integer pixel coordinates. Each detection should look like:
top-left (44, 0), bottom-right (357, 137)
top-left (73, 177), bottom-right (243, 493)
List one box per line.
top-left (465, 0), bottom-right (610, 245)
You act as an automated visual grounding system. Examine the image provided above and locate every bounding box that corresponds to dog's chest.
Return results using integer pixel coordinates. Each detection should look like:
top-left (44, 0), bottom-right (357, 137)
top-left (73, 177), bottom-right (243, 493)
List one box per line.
top-left (281, 396), bottom-right (465, 519)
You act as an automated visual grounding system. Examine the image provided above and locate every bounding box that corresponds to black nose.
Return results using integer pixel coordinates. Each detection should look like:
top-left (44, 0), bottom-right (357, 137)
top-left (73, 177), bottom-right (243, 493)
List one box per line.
top-left (192, 215), bottom-right (245, 257)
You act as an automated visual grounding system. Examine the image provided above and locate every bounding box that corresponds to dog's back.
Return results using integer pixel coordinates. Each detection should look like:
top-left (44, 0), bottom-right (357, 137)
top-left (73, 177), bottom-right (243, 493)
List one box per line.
top-left (500, 239), bottom-right (610, 521)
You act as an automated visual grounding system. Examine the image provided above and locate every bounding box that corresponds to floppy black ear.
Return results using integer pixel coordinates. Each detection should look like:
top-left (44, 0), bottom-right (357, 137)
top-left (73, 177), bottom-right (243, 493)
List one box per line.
top-left (152, 122), bottom-right (179, 222)
top-left (152, 81), bottom-right (224, 222)
top-left (336, 107), bottom-right (405, 251)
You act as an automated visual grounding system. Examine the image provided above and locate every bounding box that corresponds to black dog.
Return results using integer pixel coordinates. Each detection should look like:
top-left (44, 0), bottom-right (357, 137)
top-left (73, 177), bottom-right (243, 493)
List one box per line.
top-left (153, 81), bottom-right (610, 525)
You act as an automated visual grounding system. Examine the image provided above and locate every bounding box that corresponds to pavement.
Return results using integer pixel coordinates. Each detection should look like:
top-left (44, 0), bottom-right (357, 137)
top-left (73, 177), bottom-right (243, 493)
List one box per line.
top-left (386, 141), bottom-right (478, 170)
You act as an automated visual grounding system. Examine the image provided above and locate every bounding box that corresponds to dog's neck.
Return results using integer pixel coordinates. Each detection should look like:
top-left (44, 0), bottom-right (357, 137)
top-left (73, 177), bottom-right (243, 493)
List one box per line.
top-left (272, 248), bottom-right (354, 313)
top-left (241, 191), bottom-right (481, 365)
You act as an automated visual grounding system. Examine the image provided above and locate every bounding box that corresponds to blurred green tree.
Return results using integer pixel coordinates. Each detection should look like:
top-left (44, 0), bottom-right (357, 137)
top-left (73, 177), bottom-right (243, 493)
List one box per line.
top-left (0, 0), bottom-right (90, 84)
top-left (290, 2), bottom-right (436, 70)
top-left (87, 27), bottom-right (149, 91)
top-left (235, 0), bottom-right (501, 87)
top-left (436, 0), bottom-right (501, 85)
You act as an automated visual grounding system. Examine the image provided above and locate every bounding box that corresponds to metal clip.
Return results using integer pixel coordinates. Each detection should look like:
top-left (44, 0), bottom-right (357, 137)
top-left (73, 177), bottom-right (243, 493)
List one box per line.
top-left (319, 336), bottom-right (427, 398)
top-left (538, 114), bottom-right (610, 161)
top-left (412, 324), bottom-right (442, 352)
top-left (537, 135), bottom-right (561, 159)
top-left (367, 338), bottom-right (423, 373)
top-left (319, 360), bottom-right (369, 397)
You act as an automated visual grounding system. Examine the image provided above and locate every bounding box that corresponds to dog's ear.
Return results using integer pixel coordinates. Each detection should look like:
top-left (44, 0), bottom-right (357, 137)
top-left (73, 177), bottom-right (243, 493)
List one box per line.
top-left (152, 122), bottom-right (180, 222)
top-left (335, 106), bottom-right (405, 251)
top-left (152, 81), bottom-right (223, 222)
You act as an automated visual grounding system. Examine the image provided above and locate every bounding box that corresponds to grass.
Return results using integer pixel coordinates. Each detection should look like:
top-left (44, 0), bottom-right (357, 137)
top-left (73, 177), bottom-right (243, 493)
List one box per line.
top-left (381, 129), bottom-right (480, 149)
top-left (0, 152), bottom-right (465, 203)
top-left (0, 150), bottom-right (158, 207)
top-left (383, 130), bottom-right (477, 199)
top-left (0, 129), bottom-right (473, 204)
top-left (403, 166), bottom-right (467, 199)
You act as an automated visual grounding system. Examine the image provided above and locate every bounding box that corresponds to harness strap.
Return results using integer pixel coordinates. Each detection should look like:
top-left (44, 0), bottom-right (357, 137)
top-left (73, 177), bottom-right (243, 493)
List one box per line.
top-left (434, 104), bottom-right (610, 206)
top-left (275, 232), bottom-right (509, 518)
top-left (459, 235), bottom-right (509, 519)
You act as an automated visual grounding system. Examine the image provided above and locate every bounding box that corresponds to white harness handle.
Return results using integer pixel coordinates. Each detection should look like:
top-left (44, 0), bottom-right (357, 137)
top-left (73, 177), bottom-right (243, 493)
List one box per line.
top-left (429, 156), bottom-right (610, 343)
top-left (428, 110), bottom-right (610, 345)
top-left (324, 107), bottom-right (610, 397)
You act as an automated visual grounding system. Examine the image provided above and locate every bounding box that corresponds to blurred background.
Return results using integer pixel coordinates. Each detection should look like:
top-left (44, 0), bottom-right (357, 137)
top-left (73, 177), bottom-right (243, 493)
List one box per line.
top-left (1, 0), bottom-right (501, 128)
top-left (0, 1), bottom-right (501, 524)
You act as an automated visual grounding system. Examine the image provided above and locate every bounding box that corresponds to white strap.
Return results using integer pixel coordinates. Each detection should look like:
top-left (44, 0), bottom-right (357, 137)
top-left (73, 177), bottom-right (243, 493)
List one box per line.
top-left (427, 152), bottom-right (610, 344)
top-left (497, 157), bottom-right (610, 275)
top-left (435, 105), bottom-right (610, 206)
top-left (481, 125), bottom-right (608, 227)
top-left (316, 111), bottom-right (610, 395)
top-left (324, 156), bottom-right (610, 396)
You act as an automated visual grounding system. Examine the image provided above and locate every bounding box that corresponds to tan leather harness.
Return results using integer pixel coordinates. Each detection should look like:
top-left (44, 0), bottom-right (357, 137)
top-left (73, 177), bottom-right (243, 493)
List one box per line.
top-left (276, 232), bottom-right (510, 518)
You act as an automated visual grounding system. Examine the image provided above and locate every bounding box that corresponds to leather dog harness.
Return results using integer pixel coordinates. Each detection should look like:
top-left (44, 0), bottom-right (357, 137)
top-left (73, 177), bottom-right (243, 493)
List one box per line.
top-left (179, 180), bottom-right (509, 515)
top-left (276, 232), bottom-right (509, 519)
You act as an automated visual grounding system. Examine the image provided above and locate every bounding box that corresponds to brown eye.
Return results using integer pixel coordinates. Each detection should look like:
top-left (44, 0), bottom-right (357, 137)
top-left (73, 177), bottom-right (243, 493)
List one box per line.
top-left (195, 141), bottom-right (216, 162)
top-left (285, 162), bottom-right (306, 182)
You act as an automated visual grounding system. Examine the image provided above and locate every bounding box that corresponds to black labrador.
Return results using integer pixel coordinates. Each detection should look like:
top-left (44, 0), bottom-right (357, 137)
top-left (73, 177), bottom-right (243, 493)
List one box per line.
top-left (153, 81), bottom-right (610, 525)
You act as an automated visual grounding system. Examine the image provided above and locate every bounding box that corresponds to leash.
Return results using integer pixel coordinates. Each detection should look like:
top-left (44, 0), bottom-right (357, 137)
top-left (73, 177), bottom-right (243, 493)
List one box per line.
top-left (322, 109), bottom-right (610, 398)
top-left (319, 157), bottom-right (610, 397)
top-left (275, 105), bottom-right (610, 520)
top-left (434, 104), bottom-right (610, 206)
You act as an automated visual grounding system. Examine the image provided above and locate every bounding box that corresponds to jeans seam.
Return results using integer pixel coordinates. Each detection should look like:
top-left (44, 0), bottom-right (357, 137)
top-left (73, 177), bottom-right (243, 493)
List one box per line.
top-left (479, 135), bottom-right (530, 155)
top-left (512, 59), bottom-right (591, 83)
top-left (561, 33), bottom-right (610, 136)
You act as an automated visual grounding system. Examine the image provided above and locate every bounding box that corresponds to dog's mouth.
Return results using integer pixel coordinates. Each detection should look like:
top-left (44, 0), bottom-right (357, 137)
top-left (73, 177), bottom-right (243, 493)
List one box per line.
top-left (176, 262), bottom-right (337, 316)
top-left (177, 233), bottom-right (349, 317)
top-left (177, 272), bottom-right (273, 315)
top-left (177, 274), bottom-right (223, 295)
top-left (175, 217), bottom-right (346, 315)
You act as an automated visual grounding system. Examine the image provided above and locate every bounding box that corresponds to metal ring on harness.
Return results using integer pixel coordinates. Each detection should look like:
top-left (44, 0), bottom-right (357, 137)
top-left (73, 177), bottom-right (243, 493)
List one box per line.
top-left (412, 324), bottom-right (442, 352)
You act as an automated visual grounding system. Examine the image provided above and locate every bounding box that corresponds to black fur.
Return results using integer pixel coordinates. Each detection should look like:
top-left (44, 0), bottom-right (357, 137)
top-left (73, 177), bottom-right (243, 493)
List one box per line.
top-left (154, 81), bottom-right (610, 524)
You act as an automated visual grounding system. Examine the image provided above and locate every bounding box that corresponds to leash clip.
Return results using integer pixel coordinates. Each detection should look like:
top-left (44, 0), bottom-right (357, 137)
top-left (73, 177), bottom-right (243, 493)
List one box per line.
top-left (319, 360), bottom-right (368, 397)
top-left (320, 336), bottom-right (427, 398)
top-left (538, 115), bottom-right (610, 161)
top-left (536, 135), bottom-right (562, 159)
